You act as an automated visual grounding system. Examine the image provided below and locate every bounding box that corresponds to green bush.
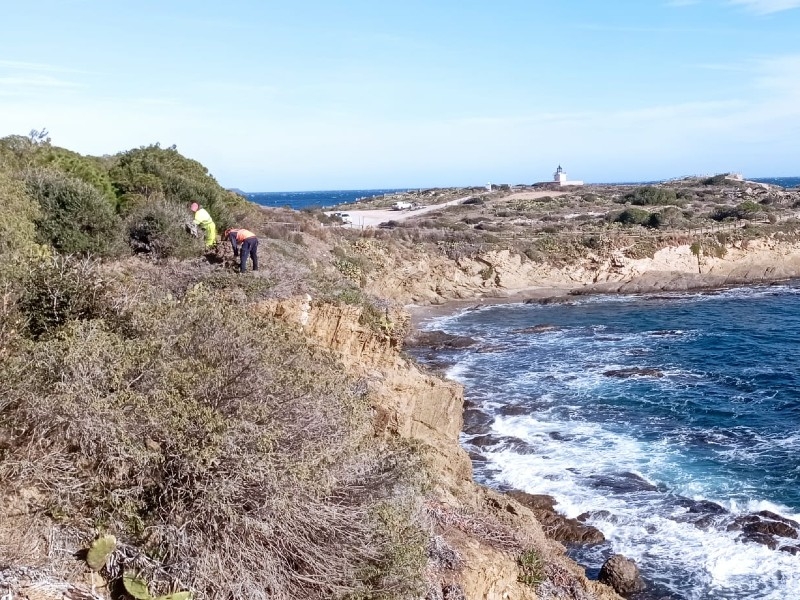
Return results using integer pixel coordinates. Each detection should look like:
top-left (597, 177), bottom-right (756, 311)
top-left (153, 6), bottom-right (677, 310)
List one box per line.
top-left (0, 171), bottom-right (41, 256)
top-left (110, 145), bottom-right (245, 230)
top-left (614, 207), bottom-right (651, 226)
top-left (702, 174), bottom-right (729, 186)
top-left (126, 197), bottom-right (203, 259)
top-left (710, 201), bottom-right (761, 221)
top-left (26, 168), bottom-right (124, 256)
top-left (37, 147), bottom-right (116, 203)
top-left (647, 206), bottom-right (685, 229)
top-left (623, 186), bottom-right (680, 206)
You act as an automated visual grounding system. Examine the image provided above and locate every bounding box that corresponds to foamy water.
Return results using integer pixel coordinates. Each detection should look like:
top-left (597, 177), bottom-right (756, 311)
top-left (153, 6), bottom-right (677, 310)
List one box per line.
top-left (416, 283), bottom-right (800, 599)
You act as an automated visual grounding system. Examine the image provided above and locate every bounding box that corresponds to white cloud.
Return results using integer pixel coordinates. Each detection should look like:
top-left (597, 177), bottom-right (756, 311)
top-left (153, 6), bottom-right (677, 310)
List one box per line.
top-left (0, 75), bottom-right (78, 89)
top-left (729, 0), bottom-right (800, 14)
top-left (0, 59), bottom-right (85, 74)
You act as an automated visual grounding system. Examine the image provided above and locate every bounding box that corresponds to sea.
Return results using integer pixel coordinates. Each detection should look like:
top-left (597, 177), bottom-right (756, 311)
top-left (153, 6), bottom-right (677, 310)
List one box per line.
top-left (245, 188), bottom-right (410, 210)
top-left (244, 177), bottom-right (800, 211)
top-left (411, 283), bottom-right (800, 600)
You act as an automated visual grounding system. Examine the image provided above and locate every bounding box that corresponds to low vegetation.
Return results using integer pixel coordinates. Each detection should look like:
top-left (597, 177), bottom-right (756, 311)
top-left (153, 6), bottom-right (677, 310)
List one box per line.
top-left (0, 132), bottom-right (430, 599)
top-left (3, 131), bottom-right (800, 599)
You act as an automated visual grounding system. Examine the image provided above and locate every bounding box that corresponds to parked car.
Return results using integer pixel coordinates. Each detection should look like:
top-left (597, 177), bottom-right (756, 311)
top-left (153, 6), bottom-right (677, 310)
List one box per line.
top-left (392, 201), bottom-right (412, 210)
top-left (332, 212), bottom-right (353, 225)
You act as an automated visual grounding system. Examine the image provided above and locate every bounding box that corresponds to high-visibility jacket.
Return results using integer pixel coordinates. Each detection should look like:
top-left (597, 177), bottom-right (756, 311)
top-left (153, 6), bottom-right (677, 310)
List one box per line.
top-left (193, 208), bottom-right (214, 227)
top-left (232, 229), bottom-right (256, 242)
top-left (227, 229), bottom-right (257, 256)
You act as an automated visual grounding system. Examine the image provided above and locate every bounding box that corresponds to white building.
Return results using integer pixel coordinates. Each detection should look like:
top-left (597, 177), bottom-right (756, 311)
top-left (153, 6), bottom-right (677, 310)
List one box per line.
top-left (553, 165), bottom-right (584, 187)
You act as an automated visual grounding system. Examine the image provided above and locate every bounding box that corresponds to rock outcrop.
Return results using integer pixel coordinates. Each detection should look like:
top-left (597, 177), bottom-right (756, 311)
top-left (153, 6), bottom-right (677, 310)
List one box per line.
top-left (598, 554), bottom-right (645, 595)
top-left (263, 298), bottom-right (624, 600)
top-left (359, 237), bottom-right (800, 306)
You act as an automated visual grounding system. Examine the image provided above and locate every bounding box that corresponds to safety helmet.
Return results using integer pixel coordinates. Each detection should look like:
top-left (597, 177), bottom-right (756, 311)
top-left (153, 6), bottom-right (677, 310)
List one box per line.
top-left (190, 202), bottom-right (199, 212)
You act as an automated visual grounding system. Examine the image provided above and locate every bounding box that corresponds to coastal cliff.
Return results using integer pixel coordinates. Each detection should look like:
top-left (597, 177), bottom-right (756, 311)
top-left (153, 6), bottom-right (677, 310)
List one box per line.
top-left (260, 297), bottom-right (624, 600)
top-left (345, 235), bottom-right (800, 305)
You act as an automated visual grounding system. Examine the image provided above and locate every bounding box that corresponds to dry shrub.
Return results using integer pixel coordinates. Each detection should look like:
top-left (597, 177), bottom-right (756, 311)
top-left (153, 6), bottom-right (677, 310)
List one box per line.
top-left (9, 254), bottom-right (113, 339)
top-left (0, 281), bottom-right (428, 599)
top-left (125, 196), bottom-right (204, 259)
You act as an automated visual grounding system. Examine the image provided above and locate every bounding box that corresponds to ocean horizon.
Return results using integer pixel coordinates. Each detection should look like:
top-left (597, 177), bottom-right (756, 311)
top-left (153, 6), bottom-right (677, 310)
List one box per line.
top-left (245, 177), bottom-right (800, 212)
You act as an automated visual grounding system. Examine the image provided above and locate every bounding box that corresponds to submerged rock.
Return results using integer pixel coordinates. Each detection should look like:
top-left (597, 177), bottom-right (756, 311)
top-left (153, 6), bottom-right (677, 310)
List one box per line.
top-left (728, 510), bottom-right (800, 548)
top-left (469, 434), bottom-right (504, 448)
top-left (404, 330), bottom-right (477, 350)
top-left (462, 409), bottom-right (494, 435)
top-left (603, 367), bottom-right (664, 378)
top-left (587, 471), bottom-right (658, 493)
top-left (511, 324), bottom-right (561, 334)
top-left (599, 554), bottom-right (645, 595)
top-left (497, 404), bottom-right (530, 417)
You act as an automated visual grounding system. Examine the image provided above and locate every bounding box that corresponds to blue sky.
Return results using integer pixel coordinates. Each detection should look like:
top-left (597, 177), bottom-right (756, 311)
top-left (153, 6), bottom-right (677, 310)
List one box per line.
top-left (1, 0), bottom-right (799, 191)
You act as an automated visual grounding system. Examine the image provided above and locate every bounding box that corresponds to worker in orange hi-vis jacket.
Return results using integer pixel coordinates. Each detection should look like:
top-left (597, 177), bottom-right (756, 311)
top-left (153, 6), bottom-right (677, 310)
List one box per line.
top-left (224, 228), bottom-right (259, 273)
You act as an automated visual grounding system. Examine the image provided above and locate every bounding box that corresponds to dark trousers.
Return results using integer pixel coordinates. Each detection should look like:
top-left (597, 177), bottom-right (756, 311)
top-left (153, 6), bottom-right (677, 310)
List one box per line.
top-left (240, 237), bottom-right (259, 273)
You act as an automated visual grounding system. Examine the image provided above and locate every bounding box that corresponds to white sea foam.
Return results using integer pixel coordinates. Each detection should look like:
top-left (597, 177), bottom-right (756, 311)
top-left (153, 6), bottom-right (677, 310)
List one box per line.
top-left (477, 413), bottom-right (800, 599)
top-left (431, 282), bottom-right (800, 598)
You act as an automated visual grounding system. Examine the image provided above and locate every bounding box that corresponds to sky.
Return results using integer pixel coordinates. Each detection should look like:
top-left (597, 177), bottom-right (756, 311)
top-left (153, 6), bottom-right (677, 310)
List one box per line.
top-left (1, 0), bottom-right (799, 191)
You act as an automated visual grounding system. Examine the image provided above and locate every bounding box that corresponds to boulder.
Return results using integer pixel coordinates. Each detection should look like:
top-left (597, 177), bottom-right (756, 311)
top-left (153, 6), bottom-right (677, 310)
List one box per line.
top-left (598, 554), bottom-right (645, 595)
top-left (727, 511), bottom-right (800, 548)
top-left (506, 490), bottom-right (605, 545)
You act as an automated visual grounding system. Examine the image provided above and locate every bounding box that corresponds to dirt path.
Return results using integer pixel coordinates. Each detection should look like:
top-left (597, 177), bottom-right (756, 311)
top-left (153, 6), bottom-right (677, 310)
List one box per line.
top-left (326, 194), bottom-right (479, 228)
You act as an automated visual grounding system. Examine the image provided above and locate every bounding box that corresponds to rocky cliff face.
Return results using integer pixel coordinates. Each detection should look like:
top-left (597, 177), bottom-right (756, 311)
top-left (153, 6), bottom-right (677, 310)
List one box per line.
top-left (261, 297), bottom-right (623, 600)
top-left (356, 237), bottom-right (800, 305)
top-left (267, 233), bottom-right (800, 598)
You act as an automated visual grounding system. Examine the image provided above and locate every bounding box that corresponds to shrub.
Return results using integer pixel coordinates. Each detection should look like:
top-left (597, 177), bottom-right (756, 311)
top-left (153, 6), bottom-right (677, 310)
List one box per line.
top-left (25, 168), bottom-right (124, 256)
top-left (110, 145), bottom-right (245, 230)
top-left (0, 171), bottom-right (41, 256)
top-left (126, 196), bottom-right (203, 258)
top-left (647, 206), bottom-right (684, 229)
top-left (623, 186), bottom-right (680, 206)
top-left (710, 201), bottom-right (762, 221)
top-left (614, 207), bottom-right (651, 226)
top-left (0, 284), bottom-right (428, 599)
top-left (518, 549), bottom-right (545, 587)
top-left (702, 174), bottom-right (728, 186)
top-left (15, 254), bottom-right (112, 339)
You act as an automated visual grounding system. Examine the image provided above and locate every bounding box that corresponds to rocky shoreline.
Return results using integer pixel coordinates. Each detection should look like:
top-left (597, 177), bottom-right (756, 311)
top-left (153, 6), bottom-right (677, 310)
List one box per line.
top-left (399, 258), bottom-right (800, 598)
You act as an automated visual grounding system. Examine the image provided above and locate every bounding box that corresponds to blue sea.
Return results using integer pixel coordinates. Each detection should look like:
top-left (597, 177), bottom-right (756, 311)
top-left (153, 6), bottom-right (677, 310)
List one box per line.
top-left (244, 178), bottom-right (800, 211)
top-left (414, 283), bottom-right (800, 600)
top-left (245, 188), bottom-right (410, 210)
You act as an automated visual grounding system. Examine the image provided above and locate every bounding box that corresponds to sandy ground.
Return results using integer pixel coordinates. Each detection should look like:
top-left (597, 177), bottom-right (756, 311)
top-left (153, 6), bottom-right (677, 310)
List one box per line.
top-left (327, 190), bottom-right (568, 228)
top-left (326, 194), bottom-right (483, 228)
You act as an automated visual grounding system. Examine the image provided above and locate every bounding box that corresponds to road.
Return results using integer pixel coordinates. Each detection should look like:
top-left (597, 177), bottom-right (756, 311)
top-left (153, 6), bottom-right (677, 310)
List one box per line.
top-left (326, 195), bottom-right (477, 228)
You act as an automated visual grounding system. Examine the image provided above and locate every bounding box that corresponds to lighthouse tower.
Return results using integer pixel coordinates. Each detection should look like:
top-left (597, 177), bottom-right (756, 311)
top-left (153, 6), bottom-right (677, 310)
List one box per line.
top-left (550, 165), bottom-right (583, 187)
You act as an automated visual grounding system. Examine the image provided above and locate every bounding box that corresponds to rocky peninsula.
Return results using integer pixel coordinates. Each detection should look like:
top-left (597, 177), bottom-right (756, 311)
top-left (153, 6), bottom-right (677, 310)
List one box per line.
top-left (2, 138), bottom-right (799, 600)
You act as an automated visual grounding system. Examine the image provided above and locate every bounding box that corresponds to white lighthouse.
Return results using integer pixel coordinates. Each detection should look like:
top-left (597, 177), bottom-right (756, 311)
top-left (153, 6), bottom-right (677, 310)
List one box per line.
top-left (552, 165), bottom-right (583, 187)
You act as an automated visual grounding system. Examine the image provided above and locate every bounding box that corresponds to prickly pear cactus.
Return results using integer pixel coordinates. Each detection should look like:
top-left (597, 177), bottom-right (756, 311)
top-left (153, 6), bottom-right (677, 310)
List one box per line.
top-left (86, 534), bottom-right (117, 571)
top-left (123, 571), bottom-right (152, 599)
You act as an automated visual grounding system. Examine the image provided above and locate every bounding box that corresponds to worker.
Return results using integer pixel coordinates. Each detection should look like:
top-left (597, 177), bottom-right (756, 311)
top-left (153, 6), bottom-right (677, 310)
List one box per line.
top-left (190, 202), bottom-right (217, 248)
top-left (224, 228), bottom-right (259, 273)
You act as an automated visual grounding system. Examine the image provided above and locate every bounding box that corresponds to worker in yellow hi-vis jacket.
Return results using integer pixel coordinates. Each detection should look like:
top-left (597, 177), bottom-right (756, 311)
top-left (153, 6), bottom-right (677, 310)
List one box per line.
top-left (190, 202), bottom-right (216, 248)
